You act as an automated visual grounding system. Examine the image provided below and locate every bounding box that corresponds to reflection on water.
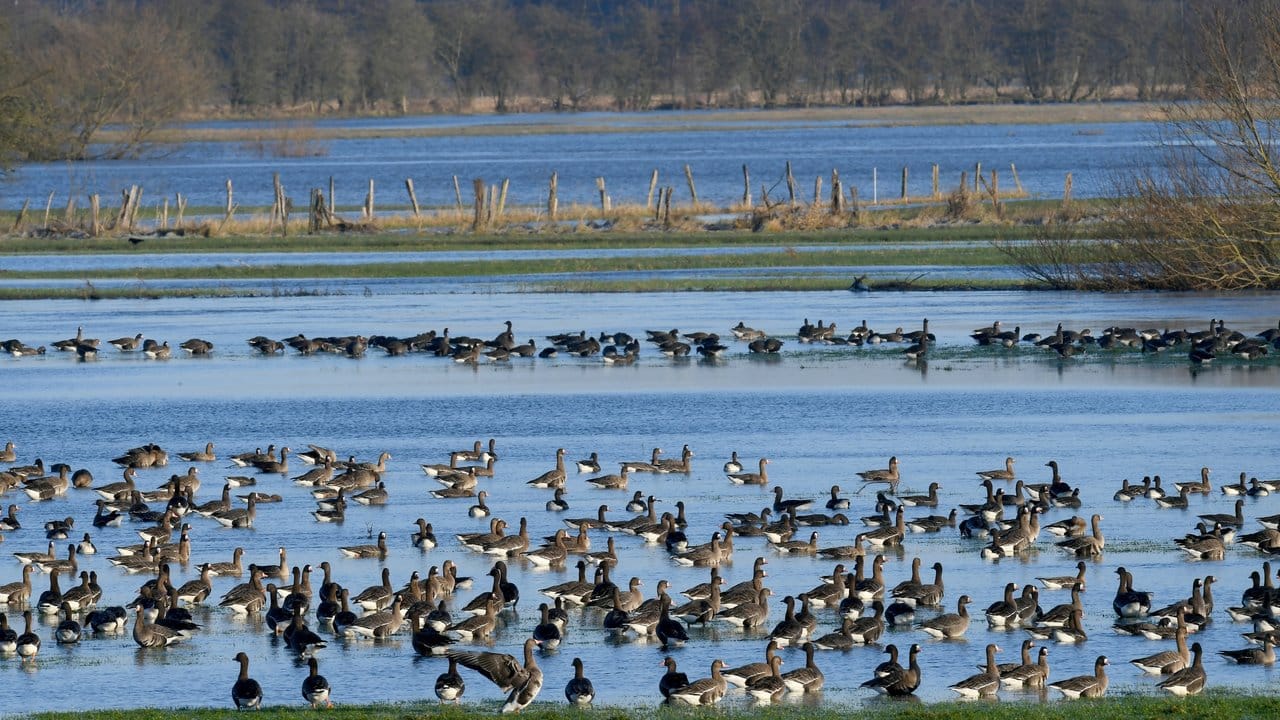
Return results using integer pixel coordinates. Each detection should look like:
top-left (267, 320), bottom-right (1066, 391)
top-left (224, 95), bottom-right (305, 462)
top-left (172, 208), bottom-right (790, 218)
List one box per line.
top-left (0, 290), bottom-right (1277, 711)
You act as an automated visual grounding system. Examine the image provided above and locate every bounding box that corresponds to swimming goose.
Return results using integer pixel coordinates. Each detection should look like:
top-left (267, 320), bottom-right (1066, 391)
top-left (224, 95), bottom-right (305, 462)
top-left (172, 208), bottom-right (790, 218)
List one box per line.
top-left (575, 452), bottom-right (601, 474)
top-left (1158, 643), bottom-right (1206, 696)
top-left (206, 547), bottom-right (245, 577)
top-left (1219, 636), bottom-right (1275, 665)
top-left (1198, 498), bottom-right (1246, 527)
top-left (448, 637), bottom-right (544, 714)
top-left (211, 496), bottom-right (256, 528)
top-left (779, 641), bottom-right (824, 693)
top-left (1155, 484), bottom-right (1192, 509)
top-left (862, 507), bottom-right (905, 548)
top-left (0, 442), bottom-right (14, 463)
top-left (896, 561), bottom-right (945, 607)
top-left (339, 532), bottom-right (389, 560)
top-left (919, 594), bottom-right (972, 639)
top-left (344, 596), bottom-right (405, 639)
top-left (1221, 471), bottom-right (1250, 496)
top-left (857, 456), bottom-right (900, 489)
top-left (902, 319), bottom-right (929, 360)
top-left (897, 482), bottom-right (940, 508)
top-left (717, 586), bottom-right (772, 628)
top-left (1049, 655), bottom-right (1109, 699)
top-left (412, 519), bottom-right (437, 548)
top-left (177, 442), bottom-right (216, 463)
top-left (1037, 583), bottom-right (1084, 628)
top-left (219, 567), bottom-right (266, 614)
top-left (977, 457), bottom-right (1017, 481)
top-left (479, 518), bottom-right (530, 557)
top-left (585, 466), bottom-right (629, 490)
top-left (1056, 513), bottom-right (1104, 557)
top-left (0, 613), bottom-right (17, 653)
top-left (655, 444), bottom-right (694, 473)
top-left (36, 569), bottom-right (64, 615)
top-left (60, 570), bottom-right (96, 612)
top-left (861, 643), bottom-right (922, 696)
top-left (15, 609), bottom-right (39, 658)
top-left (252, 446), bottom-right (290, 475)
top-left (0, 504), bottom-right (18, 532)
top-left (1175, 467), bottom-right (1213, 495)
top-left (728, 457), bottom-right (770, 485)
top-left (1002, 646), bottom-right (1050, 689)
top-left (723, 452), bottom-right (743, 474)
top-left (38, 544), bottom-right (78, 576)
top-left (527, 448), bottom-right (567, 489)
top-left (231, 652), bottom-right (263, 709)
top-left (951, 643), bottom-right (1001, 697)
top-left (351, 481), bottom-right (388, 506)
top-left (668, 659), bottom-right (727, 706)
top-left (175, 564), bottom-right (213, 605)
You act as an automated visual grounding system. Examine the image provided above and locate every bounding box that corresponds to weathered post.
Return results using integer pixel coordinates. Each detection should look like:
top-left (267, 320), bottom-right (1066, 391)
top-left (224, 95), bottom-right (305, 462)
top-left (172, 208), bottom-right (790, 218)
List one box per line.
top-left (831, 169), bottom-right (844, 214)
top-left (405, 178), bottom-right (421, 218)
top-left (742, 164), bottom-right (752, 207)
top-left (900, 166), bottom-right (908, 203)
top-left (472, 178), bottom-right (485, 230)
top-left (813, 176), bottom-right (823, 207)
top-left (89, 195), bottom-right (100, 236)
top-left (683, 164), bottom-right (699, 208)
top-left (175, 193), bottom-right (186, 229)
top-left (548, 172), bottom-right (558, 221)
top-left (646, 169), bottom-right (659, 209)
top-left (453, 175), bottom-right (465, 219)
top-left (364, 179), bottom-right (375, 220)
top-left (596, 177), bottom-right (609, 213)
top-left (785, 161), bottom-right (797, 206)
top-left (497, 178), bottom-right (509, 218)
top-left (931, 164), bottom-right (940, 200)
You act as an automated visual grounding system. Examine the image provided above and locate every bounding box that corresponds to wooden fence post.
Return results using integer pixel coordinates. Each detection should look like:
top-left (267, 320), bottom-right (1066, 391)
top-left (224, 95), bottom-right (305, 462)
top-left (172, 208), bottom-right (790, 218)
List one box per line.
top-left (160, 198), bottom-right (168, 229)
top-left (405, 178), bottom-right (421, 218)
top-left (225, 179), bottom-right (235, 226)
top-left (974, 162), bottom-right (982, 192)
top-left (742, 164), bottom-right (751, 207)
top-left (89, 195), bottom-right (100, 236)
top-left (63, 196), bottom-right (76, 225)
top-left (453, 175), bottom-right (464, 219)
top-left (1010, 163), bottom-right (1025, 196)
top-left (596, 177), bottom-right (609, 213)
top-left (1063, 172), bottom-right (1074, 209)
top-left (662, 186), bottom-right (673, 227)
top-left (43, 191), bottom-right (54, 229)
top-left (646, 169), bottom-right (659, 209)
top-left (547, 172), bottom-right (558, 221)
top-left (785, 161), bottom-right (797, 206)
top-left (175, 193), bottom-right (186, 229)
top-left (363, 179), bottom-right (375, 220)
top-left (931, 163), bottom-right (940, 200)
top-left (683, 164), bottom-right (699, 208)
top-left (813, 176), bottom-right (823, 207)
top-left (472, 178), bottom-right (485, 230)
top-left (831, 169), bottom-right (844, 214)
top-left (497, 179), bottom-right (509, 218)
top-left (849, 186), bottom-right (859, 220)
top-left (328, 176), bottom-right (335, 216)
top-left (900, 166), bottom-right (908, 203)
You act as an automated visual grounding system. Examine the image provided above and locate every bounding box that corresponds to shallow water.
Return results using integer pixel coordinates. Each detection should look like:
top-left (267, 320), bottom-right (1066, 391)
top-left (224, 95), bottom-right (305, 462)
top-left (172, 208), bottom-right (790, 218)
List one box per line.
top-left (0, 289), bottom-right (1278, 711)
top-left (2, 117), bottom-right (1154, 211)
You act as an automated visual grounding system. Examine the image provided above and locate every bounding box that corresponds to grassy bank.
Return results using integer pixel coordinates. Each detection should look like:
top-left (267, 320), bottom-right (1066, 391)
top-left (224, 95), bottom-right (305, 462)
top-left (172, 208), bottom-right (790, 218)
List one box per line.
top-left (23, 694), bottom-right (1280, 720)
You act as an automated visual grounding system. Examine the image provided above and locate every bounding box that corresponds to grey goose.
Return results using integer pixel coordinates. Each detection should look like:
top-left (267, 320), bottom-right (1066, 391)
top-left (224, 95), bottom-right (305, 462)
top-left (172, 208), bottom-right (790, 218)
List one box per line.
top-left (667, 658), bottom-right (727, 706)
top-left (950, 643), bottom-right (1001, 697)
top-left (447, 637), bottom-right (544, 714)
top-left (1048, 655), bottom-right (1109, 699)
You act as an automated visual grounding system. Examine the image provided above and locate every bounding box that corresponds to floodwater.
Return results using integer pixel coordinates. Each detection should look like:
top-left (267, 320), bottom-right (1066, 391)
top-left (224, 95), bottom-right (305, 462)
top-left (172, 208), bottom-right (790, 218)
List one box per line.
top-left (1, 115), bottom-right (1157, 212)
top-left (1, 288), bottom-right (1279, 712)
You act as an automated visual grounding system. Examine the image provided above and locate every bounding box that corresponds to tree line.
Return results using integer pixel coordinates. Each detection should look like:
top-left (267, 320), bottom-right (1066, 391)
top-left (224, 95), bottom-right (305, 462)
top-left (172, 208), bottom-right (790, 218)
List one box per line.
top-left (1, 0), bottom-right (1211, 164)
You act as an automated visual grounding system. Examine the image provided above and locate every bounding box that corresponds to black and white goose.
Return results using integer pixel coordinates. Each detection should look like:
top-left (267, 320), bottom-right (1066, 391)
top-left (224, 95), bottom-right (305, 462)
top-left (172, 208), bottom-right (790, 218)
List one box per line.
top-left (565, 657), bottom-right (595, 706)
top-left (232, 652), bottom-right (263, 709)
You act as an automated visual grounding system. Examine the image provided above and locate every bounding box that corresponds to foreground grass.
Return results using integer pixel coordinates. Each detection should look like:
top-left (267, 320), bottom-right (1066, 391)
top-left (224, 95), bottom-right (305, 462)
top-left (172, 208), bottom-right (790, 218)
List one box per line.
top-left (22, 693), bottom-right (1280, 720)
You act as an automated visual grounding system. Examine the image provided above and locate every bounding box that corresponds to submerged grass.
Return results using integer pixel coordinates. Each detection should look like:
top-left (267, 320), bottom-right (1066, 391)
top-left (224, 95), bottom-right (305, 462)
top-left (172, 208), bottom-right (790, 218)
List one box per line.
top-left (22, 693), bottom-right (1280, 720)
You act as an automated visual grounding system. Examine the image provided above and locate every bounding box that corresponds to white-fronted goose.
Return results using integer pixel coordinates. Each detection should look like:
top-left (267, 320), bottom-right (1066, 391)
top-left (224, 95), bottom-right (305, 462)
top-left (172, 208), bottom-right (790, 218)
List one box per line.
top-left (1158, 642), bottom-right (1206, 696)
top-left (1198, 498), bottom-right (1246, 527)
top-left (1131, 622), bottom-right (1190, 675)
top-left (1038, 561), bottom-right (1088, 591)
top-left (977, 457), bottom-right (1016, 482)
top-left (133, 603), bottom-right (185, 647)
top-left (780, 642), bottom-right (823, 693)
top-left (340, 532), bottom-right (390, 560)
top-left (1175, 467), bottom-right (1213, 495)
top-left (862, 507), bottom-right (905, 548)
top-left (655, 445), bottom-right (694, 473)
top-left (1002, 646), bottom-right (1050, 689)
top-left (206, 547), bottom-right (245, 577)
top-left (728, 457), bottom-right (769, 485)
top-left (857, 456), bottom-right (900, 489)
top-left (211, 496), bottom-right (256, 528)
top-left (950, 643), bottom-right (1001, 697)
top-left (861, 643), bottom-right (921, 696)
top-left (1056, 513), bottom-right (1104, 557)
top-left (717, 586), bottom-right (772, 628)
top-left (1049, 655), bottom-right (1109, 699)
top-left (177, 442), bottom-right (216, 462)
top-left (668, 658), bottom-right (727, 706)
top-left (448, 637), bottom-right (544, 713)
top-left (231, 652), bottom-right (263, 709)
top-left (527, 448), bottom-right (567, 489)
top-left (898, 482), bottom-right (940, 508)
top-left (219, 567), bottom-right (266, 614)
top-left (585, 466), bottom-right (629, 490)
top-left (0, 564), bottom-right (34, 604)
top-left (920, 594), bottom-right (972, 639)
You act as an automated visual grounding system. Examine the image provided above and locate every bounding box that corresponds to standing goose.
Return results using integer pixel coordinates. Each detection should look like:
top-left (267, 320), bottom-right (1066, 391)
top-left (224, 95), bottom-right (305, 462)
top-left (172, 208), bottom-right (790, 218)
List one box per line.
top-left (1157, 643), bottom-right (1206, 696)
top-left (55, 602), bottom-right (82, 644)
top-left (722, 640), bottom-right (781, 687)
top-left (746, 655), bottom-right (786, 703)
top-left (585, 466), bottom-right (629, 490)
top-left (779, 643), bottom-right (824, 693)
top-left (950, 643), bottom-right (1001, 697)
top-left (133, 604), bottom-right (185, 647)
top-left (0, 565), bottom-right (35, 605)
top-left (232, 652), bottom-right (263, 709)
top-left (301, 657), bottom-right (332, 708)
top-left (565, 657), bottom-right (595, 706)
top-left (903, 319), bottom-right (929, 360)
top-left (1002, 646), bottom-right (1050, 689)
top-left (448, 638), bottom-right (544, 714)
top-left (659, 657), bottom-right (689, 700)
top-left (1112, 567), bottom-right (1153, 617)
top-left (1056, 513), bottom-right (1104, 557)
top-left (0, 613), bottom-right (16, 653)
top-left (1048, 656), bottom-right (1109, 699)
top-left (435, 656), bottom-right (466, 703)
top-left (919, 595), bottom-right (972, 639)
top-left (668, 659), bottom-right (727, 706)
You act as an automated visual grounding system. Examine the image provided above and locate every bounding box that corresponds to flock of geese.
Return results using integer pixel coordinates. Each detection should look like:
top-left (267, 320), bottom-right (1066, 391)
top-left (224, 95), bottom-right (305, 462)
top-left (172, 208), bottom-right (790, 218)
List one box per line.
top-left (3, 317), bottom-right (1278, 365)
top-left (0, 420), bottom-right (1278, 708)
